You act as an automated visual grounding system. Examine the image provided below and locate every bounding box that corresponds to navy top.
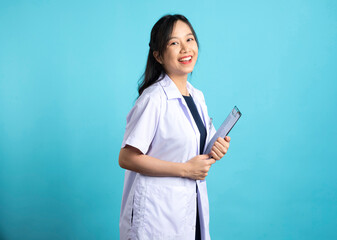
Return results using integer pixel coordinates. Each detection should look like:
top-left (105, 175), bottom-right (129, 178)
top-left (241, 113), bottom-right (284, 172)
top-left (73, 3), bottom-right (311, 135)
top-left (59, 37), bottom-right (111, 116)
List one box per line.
top-left (183, 95), bottom-right (207, 154)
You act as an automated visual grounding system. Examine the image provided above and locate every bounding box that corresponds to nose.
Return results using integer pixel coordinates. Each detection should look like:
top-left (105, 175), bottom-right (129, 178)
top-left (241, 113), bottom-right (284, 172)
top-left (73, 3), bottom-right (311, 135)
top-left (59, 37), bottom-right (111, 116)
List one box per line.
top-left (180, 42), bottom-right (189, 53)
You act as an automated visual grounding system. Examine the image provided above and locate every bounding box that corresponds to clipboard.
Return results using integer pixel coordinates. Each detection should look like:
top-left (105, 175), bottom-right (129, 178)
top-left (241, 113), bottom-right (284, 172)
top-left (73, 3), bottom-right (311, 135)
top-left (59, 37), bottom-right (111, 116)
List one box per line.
top-left (203, 106), bottom-right (242, 155)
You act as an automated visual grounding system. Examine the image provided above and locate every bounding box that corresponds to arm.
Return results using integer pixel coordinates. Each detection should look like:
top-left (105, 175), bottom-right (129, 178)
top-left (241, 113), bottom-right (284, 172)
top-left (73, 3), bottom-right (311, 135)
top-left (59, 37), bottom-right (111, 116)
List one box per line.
top-left (119, 145), bottom-right (216, 180)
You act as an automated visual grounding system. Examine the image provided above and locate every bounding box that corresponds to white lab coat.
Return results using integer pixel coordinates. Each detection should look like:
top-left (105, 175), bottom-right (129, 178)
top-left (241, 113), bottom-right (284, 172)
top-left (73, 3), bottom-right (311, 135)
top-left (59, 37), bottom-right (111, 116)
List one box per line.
top-left (120, 74), bottom-right (216, 240)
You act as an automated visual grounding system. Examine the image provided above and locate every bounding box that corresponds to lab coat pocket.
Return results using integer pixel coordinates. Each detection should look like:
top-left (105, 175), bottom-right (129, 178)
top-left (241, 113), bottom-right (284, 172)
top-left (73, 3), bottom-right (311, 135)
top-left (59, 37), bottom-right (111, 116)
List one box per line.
top-left (130, 183), bottom-right (146, 233)
top-left (144, 183), bottom-right (190, 236)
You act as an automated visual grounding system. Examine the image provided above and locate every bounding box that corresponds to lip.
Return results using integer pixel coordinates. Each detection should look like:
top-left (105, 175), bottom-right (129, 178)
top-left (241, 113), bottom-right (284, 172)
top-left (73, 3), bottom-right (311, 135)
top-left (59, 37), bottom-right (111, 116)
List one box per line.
top-left (178, 55), bottom-right (193, 64)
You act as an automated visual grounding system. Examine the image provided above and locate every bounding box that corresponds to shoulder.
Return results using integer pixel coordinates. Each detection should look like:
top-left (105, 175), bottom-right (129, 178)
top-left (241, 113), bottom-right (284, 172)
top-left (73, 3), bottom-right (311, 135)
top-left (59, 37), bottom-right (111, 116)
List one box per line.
top-left (134, 81), bottom-right (165, 109)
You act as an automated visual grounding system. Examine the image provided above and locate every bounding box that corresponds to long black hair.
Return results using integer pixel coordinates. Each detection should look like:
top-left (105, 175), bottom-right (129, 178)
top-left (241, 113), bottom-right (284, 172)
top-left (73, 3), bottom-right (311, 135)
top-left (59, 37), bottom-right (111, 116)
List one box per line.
top-left (138, 14), bottom-right (199, 96)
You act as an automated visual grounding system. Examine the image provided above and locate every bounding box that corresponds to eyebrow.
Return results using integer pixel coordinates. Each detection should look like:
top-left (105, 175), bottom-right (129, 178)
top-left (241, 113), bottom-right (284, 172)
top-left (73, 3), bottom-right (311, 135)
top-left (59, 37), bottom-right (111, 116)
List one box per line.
top-left (168, 33), bottom-right (194, 41)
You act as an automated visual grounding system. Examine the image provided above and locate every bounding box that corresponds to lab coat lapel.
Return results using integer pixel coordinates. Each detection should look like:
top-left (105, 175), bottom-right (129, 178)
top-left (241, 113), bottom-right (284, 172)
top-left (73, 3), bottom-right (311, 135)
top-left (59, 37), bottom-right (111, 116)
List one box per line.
top-left (179, 98), bottom-right (201, 152)
top-left (187, 82), bottom-right (211, 154)
top-left (160, 75), bottom-right (201, 155)
top-left (200, 102), bottom-right (213, 154)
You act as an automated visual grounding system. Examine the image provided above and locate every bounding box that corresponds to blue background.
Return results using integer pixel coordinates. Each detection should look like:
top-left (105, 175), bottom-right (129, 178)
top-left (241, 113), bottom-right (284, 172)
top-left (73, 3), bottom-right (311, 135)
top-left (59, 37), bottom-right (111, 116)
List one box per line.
top-left (1, 0), bottom-right (336, 239)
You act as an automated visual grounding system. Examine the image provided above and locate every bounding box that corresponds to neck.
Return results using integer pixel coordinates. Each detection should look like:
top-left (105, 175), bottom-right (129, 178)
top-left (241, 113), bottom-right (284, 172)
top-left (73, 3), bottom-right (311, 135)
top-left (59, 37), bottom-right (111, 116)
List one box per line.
top-left (168, 73), bottom-right (189, 96)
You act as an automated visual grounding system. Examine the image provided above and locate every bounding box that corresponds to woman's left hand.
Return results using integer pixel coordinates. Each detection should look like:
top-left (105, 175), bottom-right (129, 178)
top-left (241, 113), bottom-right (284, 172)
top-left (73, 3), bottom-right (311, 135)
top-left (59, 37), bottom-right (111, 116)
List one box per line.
top-left (210, 136), bottom-right (231, 160)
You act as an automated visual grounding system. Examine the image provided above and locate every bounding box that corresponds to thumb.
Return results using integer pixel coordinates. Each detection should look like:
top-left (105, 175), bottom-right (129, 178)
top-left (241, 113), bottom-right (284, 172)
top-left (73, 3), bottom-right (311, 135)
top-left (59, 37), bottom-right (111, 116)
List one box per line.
top-left (208, 158), bottom-right (216, 165)
top-left (200, 154), bottom-right (210, 160)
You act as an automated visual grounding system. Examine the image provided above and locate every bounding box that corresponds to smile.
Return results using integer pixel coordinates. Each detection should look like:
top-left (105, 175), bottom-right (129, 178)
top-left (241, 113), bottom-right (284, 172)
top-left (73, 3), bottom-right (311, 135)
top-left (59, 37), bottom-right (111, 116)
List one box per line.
top-left (178, 55), bottom-right (192, 64)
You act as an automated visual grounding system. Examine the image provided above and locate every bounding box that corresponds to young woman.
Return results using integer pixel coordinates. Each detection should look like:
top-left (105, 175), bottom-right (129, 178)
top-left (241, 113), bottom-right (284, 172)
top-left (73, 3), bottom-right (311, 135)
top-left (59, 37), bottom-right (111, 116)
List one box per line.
top-left (119, 14), bottom-right (231, 240)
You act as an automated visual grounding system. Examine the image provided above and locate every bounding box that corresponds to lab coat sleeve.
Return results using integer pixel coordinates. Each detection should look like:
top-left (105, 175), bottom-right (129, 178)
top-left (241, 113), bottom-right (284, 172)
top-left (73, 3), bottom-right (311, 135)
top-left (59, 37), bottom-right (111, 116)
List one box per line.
top-left (121, 94), bottom-right (161, 154)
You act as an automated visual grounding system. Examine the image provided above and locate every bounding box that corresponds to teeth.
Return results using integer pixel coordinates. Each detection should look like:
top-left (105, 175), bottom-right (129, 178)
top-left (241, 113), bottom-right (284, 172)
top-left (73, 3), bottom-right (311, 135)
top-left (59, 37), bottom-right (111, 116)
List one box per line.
top-left (179, 56), bottom-right (192, 62)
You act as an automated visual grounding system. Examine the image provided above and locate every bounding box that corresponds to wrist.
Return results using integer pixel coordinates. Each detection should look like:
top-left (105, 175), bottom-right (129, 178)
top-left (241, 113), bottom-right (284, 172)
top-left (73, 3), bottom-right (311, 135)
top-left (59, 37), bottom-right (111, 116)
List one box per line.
top-left (180, 162), bottom-right (188, 178)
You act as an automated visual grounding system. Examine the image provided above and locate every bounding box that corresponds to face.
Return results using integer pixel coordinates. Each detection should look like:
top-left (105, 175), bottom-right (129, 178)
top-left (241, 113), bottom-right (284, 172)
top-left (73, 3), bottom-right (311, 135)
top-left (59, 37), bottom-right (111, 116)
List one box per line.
top-left (154, 20), bottom-right (198, 79)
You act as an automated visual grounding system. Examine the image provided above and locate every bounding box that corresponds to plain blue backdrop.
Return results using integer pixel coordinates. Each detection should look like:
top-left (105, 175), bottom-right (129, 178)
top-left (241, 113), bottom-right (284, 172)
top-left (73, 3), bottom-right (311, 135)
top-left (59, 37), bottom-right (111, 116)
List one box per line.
top-left (0, 0), bottom-right (336, 239)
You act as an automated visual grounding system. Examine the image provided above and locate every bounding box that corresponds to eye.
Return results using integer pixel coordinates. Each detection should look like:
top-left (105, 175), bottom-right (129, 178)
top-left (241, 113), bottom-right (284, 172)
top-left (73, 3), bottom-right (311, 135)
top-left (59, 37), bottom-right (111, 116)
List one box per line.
top-left (187, 37), bottom-right (194, 42)
top-left (170, 41), bottom-right (179, 46)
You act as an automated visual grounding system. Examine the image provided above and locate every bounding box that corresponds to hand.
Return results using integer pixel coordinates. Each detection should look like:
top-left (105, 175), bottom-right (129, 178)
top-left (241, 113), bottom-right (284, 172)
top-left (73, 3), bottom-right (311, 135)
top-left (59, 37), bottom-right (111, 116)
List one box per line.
top-left (183, 154), bottom-right (216, 180)
top-left (210, 136), bottom-right (231, 160)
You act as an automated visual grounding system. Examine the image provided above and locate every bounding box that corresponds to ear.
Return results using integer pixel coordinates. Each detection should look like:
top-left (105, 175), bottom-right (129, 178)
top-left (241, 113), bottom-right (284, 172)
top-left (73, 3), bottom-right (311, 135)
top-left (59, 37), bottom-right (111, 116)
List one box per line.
top-left (153, 51), bottom-right (163, 64)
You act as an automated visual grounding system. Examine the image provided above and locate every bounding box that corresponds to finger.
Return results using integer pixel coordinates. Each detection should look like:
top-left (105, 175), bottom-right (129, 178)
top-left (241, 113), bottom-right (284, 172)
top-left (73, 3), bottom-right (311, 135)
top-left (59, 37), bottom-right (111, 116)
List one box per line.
top-left (217, 137), bottom-right (228, 146)
top-left (205, 157), bottom-right (215, 163)
top-left (224, 136), bottom-right (231, 142)
top-left (217, 138), bottom-right (230, 153)
top-left (199, 174), bottom-right (206, 180)
top-left (208, 158), bottom-right (216, 165)
top-left (212, 145), bottom-right (224, 159)
top-left (210, 150), bottom-right (220, 160)
top-left (214, 141), bottom-right (228, 154)
top-left (200, 154), bottom-right (211, 160)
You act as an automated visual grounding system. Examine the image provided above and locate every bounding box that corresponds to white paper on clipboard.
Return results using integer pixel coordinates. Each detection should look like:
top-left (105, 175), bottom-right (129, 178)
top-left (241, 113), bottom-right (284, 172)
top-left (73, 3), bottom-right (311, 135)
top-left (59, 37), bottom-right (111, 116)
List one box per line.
top-left (203, 106), bottom-right (242, 155)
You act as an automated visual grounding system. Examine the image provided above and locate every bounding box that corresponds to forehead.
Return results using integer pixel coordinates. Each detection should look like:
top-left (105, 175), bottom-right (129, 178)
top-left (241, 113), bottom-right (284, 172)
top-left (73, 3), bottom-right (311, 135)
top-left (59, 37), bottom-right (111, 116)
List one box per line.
top-left (170, 20), bottom-right (193, 37)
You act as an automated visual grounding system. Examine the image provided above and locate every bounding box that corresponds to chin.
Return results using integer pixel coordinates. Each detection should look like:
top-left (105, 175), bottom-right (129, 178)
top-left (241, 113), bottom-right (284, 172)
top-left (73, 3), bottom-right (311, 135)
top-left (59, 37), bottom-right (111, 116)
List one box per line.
top-left (186, 68), bottom-right (195, 74)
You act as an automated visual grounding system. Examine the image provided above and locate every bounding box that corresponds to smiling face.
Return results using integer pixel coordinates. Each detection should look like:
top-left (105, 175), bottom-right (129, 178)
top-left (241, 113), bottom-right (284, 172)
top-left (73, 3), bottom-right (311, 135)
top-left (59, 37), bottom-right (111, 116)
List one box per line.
top-left (154, 20), bottom-right (199, 80)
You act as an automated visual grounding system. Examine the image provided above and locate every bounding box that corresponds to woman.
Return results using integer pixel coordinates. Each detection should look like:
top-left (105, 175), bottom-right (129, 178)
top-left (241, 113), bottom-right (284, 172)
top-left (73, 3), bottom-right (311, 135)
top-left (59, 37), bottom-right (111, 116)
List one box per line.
top-left (119, 14), bottom-right (231, 240)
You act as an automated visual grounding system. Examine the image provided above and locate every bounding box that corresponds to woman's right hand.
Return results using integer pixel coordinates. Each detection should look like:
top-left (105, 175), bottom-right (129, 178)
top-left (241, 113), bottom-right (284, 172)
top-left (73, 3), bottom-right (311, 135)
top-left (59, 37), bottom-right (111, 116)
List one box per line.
top-left (183, 155), bottom-right (216, 180)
